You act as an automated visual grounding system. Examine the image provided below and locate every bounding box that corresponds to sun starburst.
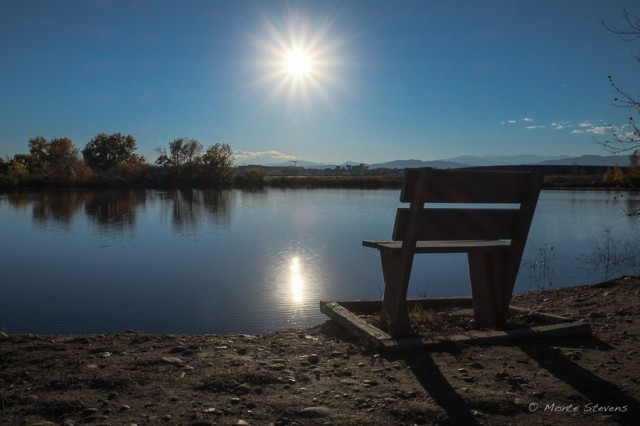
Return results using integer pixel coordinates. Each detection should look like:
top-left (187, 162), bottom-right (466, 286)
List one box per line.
top-left (246, 10), bottom-right (348, 116)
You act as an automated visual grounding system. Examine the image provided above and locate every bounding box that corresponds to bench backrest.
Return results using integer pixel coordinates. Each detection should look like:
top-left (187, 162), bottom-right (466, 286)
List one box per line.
top-left (392, 168), bottom-right (543, 244)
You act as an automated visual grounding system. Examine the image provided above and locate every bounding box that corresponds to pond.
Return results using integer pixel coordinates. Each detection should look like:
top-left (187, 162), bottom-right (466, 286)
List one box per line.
top-left (1, 188), bottom-right (638, 334)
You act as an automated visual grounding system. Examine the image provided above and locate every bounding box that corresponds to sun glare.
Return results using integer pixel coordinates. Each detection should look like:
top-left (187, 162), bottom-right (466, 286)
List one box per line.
top-left (248, 10), bottom-right (348, 113)
top-left (284, 50), bottom-right (312, 78)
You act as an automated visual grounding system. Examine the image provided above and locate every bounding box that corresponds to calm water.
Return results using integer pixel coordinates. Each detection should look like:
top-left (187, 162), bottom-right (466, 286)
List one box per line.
top-left (1, 188), bottom-right (639, 334)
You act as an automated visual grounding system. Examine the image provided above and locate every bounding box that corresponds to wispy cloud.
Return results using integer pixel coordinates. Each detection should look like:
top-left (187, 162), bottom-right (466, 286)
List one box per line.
top-left (571, 124), bottom-right (616, 135)
top-left (500, 117), bottom-right (622, 138)
top-left (234, 150), bottom-right (297, 163)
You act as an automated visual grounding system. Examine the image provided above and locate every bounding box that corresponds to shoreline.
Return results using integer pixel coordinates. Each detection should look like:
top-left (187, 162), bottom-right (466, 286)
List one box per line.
top-left (1, 275), bottom-right (639, 425)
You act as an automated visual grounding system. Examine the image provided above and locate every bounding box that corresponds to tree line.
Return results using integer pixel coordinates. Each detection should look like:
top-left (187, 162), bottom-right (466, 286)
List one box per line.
top-left (0, 133), bottom-right (234, 188)
top-left (602, 150), bottom-right (640, 187)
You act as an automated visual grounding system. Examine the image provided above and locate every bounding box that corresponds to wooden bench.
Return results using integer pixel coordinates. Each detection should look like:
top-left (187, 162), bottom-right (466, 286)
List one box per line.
top-left (363, 168), bottom-right (543, 336)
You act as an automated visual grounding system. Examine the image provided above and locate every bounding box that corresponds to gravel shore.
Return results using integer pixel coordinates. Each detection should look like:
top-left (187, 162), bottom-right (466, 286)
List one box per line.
top-left (1, 275), bottom-right (639, 425)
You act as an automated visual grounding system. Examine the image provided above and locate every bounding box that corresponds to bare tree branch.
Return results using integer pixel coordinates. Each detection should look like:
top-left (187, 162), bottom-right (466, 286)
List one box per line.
top-left (600, 9), bottom-right (640, 153)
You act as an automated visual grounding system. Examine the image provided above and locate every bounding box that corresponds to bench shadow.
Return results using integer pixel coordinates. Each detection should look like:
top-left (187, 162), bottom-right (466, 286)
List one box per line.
top-left (390, 345), bottom-right (481, 425)
top-left (322, 320), bottom-right (638, 425)
top-left (518, 336), bottom-right (640, 425)
top-left (387, 334), bottom-right (639, 426)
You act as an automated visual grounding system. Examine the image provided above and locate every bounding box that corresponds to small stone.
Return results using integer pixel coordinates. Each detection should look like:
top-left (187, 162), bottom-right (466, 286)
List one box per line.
top-left (298, 406), bottom-right (334, 418)
top-left (307, 354), bottom-right (320, 364)
top-left (237, 347), bottom-right (248, 355)
top-left (514, 398), bottom-right (528, 406)
top-left (119, 405), bottom-right (131, 412)
top-left (82, 408), bottom-right (99, 416)
top-left (363, 380), bottom-right (378, 386)
top-left (233, 384), bottom-right (251, 395)
top-left (161, 356), bottom-right (185, 365)
top-left (330, 351), bottom-right (343, 358)
top-left (20, 394), bottom-right (39, 404)
top-left (230, 397), bottom-right (241, 405)
top-left (469, 362), bottom-right (483, 369)
top-left (495, 371), bottom-right (509, 380)
top-left (236, 421), bottom-right (250, 425)
top-left (169, 346), bottom-right (187, 354)
top-left (472, 409), bottom-right (485, 418)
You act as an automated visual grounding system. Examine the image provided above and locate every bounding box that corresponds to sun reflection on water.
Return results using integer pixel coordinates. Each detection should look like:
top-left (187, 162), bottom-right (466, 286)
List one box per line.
top-left (289, 256), bottom-right (304, 304)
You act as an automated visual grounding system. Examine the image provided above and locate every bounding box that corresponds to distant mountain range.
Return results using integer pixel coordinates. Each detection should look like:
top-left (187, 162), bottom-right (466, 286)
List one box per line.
top-left (254, 154), bottom-right (631, 169)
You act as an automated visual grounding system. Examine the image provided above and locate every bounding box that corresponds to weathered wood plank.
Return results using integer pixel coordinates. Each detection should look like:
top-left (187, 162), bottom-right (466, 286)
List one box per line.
top-left (363, 239), bottom-right (510, 253)
top-left (319, 301), bottom-right (392, 343)
top-left (320, 298), bottom-right (592, 353)
top-left (401, 168), bottom-right (539, 203)
top-left (393, 208), bottom-right (520, 241)
top-left (336, 297), bottom-right (475, 314)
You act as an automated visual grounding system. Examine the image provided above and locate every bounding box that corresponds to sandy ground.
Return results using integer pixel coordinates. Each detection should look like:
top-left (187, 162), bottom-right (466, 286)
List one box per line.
top-left (1, 275), bottom-right (639, 425)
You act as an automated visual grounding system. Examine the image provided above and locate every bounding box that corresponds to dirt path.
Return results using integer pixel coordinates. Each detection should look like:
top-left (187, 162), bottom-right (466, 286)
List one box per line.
top-left (1, 275), bottom-right (639, 425)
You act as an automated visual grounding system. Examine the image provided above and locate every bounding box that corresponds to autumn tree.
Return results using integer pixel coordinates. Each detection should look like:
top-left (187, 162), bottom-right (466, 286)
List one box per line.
top-left (27, 136), bottom-right (50, 175)
top-left (629, 149), bottom-right (640, 186)
top-left (6, 154), bottom-right (29, 179)
top-left (82, 133), bottom-right (144, 172)
top-left (202, 143), bottom-right (234, 181)
top-left (155, 139), bottom-right (233, 184)
top-left (613, 166), bottom-right (626, 186)
top-left (155, 138), bottom-right (203, 168)
top-left (22, 136), bottom-right (86, 180)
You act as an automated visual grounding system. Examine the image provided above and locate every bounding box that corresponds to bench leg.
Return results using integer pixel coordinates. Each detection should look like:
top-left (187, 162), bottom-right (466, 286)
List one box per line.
top-left (467, 252), bottom-right (509, 329)
top-left (380, 252), bottom-right (412, 336)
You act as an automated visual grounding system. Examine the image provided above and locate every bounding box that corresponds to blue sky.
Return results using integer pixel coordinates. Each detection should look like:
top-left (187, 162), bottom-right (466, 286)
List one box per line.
top-left (1, 0), bottom-right (639, 165)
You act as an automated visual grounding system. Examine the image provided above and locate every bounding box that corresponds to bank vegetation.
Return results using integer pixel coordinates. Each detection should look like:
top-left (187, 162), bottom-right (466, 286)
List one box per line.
top-left (1, 133), bottom-right (640, 190)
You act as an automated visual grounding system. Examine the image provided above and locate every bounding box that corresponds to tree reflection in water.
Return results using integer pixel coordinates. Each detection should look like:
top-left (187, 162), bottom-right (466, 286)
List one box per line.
top-left (84, 190), bottom-right (147, 235)
top-left (156, 189), bottom-right (232, 234)
top-left (5, 189), bottom-right (233, 236)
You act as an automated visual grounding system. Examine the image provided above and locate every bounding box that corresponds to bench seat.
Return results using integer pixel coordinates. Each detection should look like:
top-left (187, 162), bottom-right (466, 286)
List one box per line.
top-left (363, 239), bottom-right (511, 254)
